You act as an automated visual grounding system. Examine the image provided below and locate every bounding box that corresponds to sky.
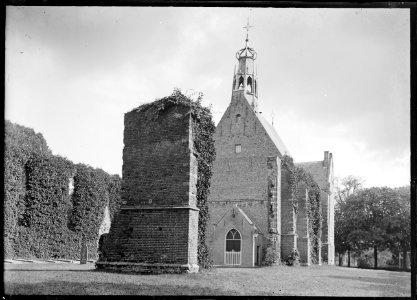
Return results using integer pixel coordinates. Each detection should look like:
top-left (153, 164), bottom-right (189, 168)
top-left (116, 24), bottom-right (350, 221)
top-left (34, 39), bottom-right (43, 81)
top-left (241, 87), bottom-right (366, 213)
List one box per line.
top-left (5, 7), bottom-right (410, 188)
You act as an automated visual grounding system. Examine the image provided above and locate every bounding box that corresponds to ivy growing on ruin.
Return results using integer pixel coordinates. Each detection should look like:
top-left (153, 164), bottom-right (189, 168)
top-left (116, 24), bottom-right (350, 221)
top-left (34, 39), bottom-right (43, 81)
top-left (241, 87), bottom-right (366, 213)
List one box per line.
top-left (281, 155), bottom-right (322, 264)
top-left (4, 120), bottom-right (122, 260)
top-left (141, 89), bottom-right (216, 268)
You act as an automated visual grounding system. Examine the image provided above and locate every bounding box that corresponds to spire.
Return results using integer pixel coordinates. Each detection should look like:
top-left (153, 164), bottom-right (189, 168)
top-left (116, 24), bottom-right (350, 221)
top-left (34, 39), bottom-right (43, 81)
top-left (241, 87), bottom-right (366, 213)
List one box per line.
top-left (231, 19), bottom-right (259, 110)
top-left (243, 17), bottom-right (253, 48)
top-left (236, 18), bottom-right (257, 60)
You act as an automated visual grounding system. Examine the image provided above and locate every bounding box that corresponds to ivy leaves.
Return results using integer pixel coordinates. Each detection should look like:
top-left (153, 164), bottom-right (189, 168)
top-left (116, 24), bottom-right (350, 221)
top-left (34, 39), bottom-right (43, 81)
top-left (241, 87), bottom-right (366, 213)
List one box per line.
top-left (281, 155), bottom-right (322, 264)
top-left (5, 120), bottom-right (122, 260)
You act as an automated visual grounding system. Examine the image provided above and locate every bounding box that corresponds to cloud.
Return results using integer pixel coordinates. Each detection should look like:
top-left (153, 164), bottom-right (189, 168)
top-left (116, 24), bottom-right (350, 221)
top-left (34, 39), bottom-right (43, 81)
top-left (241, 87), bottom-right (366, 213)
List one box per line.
top-left (5, 7), bottom-right (410, 186)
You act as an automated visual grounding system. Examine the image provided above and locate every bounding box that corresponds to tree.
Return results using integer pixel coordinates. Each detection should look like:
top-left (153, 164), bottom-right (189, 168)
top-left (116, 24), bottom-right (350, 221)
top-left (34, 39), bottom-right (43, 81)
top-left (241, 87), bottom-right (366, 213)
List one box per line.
top-left (334, 176), bottom-right (364, 266)
top-left (335, 175), bottom-right (364, 204)
top-left (385, 186), bottom-right (411, 269)
top-left (336, 186), bottom-right (410, 269)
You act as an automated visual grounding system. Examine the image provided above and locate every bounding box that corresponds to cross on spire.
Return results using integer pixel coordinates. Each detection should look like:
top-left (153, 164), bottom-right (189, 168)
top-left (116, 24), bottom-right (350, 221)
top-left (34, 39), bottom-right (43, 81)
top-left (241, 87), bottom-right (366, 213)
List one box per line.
top-left (243, 18), bottom-right (253, 47)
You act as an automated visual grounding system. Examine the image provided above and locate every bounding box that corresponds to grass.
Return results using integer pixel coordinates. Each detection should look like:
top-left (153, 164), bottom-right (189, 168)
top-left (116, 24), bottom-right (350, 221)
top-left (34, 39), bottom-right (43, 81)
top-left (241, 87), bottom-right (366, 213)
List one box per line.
top-left (4, 262), bottom-right (411, 296)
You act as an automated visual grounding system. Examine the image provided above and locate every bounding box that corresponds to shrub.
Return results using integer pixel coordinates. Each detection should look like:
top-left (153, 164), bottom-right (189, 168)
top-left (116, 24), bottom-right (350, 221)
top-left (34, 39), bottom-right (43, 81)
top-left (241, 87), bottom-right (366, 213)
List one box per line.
top-left (357, 256), bottom-right (373, 269)
top-left (284, 249), bottom-right (300, 266)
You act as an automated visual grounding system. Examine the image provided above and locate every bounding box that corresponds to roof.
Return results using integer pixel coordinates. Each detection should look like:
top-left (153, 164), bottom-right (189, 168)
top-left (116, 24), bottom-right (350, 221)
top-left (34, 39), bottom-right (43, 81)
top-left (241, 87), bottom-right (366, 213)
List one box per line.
top-left (215, 205), bottom-right (259, 231)
top-left (236, 207), bottom-right (254, 225)
top-left (295, 160), bottom-right (329, 191)
top-left (256, 112), bottom-right (290, 156)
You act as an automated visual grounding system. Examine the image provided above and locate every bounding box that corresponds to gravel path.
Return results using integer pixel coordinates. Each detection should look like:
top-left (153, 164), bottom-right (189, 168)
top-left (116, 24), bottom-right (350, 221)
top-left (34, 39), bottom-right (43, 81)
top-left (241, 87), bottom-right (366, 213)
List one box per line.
top-left (4, 262), bottom-right (411, 296)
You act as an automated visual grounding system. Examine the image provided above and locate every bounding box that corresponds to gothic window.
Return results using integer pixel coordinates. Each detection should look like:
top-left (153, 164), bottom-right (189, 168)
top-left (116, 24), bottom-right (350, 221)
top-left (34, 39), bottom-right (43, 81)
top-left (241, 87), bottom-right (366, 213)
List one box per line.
top-left (235, 144), bottom-right (241, 153)
top-left (247, 76), bottom-right (253, 93)
top-left (226, 229), bottom-right (241, 251)
top-left (238, 76), bottom-right (244, 89)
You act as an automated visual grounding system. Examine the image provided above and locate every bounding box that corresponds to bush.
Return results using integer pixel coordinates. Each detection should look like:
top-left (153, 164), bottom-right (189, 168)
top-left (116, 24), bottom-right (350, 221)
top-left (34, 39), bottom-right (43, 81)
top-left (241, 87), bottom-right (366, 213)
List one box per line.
top-left (283, 249), bottom-right (300, 266)
top-left (357, 256), bottom-right (373, 269)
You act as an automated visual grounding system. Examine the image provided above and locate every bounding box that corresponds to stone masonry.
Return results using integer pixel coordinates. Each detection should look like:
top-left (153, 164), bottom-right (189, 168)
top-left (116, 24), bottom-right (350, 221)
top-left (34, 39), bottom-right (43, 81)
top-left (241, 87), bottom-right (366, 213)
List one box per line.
top-left (96, 103), bottom-right (199, 273)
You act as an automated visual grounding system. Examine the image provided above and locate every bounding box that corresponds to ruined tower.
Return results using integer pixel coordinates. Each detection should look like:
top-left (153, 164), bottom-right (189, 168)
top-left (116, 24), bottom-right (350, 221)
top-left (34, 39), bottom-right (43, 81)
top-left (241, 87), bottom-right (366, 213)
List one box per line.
top-left (96, 100), bottom-right (199, 273)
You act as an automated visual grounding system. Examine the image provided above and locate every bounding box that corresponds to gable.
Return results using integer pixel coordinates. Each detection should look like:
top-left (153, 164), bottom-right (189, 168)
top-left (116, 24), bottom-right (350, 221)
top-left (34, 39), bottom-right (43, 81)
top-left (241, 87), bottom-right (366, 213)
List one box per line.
top-left (295, 161), bottom-right (329, 191)
top-left (215, 90), bottom-right (290, 158)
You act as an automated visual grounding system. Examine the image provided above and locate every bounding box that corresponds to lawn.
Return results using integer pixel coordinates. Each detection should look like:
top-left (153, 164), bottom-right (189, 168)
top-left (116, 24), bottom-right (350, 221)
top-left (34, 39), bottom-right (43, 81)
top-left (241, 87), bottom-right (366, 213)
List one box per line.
top-left (4, 261), bottom-right (411, 296)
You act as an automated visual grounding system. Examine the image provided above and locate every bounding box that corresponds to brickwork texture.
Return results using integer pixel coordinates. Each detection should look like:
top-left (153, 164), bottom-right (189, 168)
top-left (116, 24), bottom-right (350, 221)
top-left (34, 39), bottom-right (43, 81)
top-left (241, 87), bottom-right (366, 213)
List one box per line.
top-left (96, 103), bottom-right (199, 273)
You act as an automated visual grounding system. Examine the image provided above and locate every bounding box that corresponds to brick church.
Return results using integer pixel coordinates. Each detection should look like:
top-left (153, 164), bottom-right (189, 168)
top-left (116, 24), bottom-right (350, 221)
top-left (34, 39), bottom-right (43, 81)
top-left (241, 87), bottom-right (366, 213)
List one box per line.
top-left (207, 25), bottom-right (335, 267)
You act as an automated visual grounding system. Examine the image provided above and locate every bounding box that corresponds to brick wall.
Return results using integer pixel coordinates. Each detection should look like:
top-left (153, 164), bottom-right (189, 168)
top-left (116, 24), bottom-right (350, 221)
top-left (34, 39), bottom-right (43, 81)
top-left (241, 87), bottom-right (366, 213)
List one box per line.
top-left (296, 184), bottom-right (310, 265)
top-left (207, 90), bottom-right (283, 266)
top-left (96, 103), bottom-right (199, 273)
top-left (280, 167), bottom-right (297, 259)
top-left (121, 105), bottom-right (195, 208)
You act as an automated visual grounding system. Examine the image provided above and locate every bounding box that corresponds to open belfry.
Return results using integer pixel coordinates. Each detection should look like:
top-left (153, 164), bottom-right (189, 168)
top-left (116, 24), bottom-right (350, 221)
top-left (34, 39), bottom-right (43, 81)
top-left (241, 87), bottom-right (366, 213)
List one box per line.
top-left (207, 21), bottom-right (335, 267)
top-left (96, 101), bottom-right (200, 273)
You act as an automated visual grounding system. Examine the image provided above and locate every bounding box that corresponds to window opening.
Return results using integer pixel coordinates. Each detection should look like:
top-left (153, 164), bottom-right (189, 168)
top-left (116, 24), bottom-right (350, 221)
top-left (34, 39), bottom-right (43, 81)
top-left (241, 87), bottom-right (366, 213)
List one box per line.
top-left (225, 229), bottom-right (242, 265)
top-left (238, 76), bottom-right (244, 89)
top-left (235, 144), bottom-right (241, 153)
top-left (68, 178), bottom-right (74, 196)
top-left (247, 76), bottom-right (253, 93)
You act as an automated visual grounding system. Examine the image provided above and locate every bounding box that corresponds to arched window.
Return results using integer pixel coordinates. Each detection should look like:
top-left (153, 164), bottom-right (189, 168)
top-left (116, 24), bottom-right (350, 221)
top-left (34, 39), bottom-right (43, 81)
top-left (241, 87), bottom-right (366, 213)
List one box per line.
top-left (236, 114), bottom-right (241, 123)
top-left (247, 77), bottom-right (253, 93)
top-left (238, 76), bottom-right (244, 89)
top-left (225, 229), bottom-right (241, 265)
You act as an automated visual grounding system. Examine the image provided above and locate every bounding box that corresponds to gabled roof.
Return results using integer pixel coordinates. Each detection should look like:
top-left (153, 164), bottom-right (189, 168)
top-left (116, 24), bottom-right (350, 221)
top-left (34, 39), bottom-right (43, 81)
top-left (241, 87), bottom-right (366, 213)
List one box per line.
top-left (256, 112), bottom-right (290, 156)
top-left (295, 160), bottom-right (329, 191)
top-left (215, 205), bottom-right (258, 230)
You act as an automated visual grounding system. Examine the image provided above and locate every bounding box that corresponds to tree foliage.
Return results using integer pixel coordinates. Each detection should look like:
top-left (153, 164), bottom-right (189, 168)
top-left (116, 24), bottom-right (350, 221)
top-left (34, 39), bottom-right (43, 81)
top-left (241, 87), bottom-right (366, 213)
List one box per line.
top-left (334, 179), bottom-right (410, 268)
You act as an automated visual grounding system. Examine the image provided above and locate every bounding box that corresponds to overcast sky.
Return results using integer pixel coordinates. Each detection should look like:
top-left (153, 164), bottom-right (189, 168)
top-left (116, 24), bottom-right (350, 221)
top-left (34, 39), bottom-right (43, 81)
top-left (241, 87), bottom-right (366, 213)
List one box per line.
top-left (5, 7), bottom-right (410, 188)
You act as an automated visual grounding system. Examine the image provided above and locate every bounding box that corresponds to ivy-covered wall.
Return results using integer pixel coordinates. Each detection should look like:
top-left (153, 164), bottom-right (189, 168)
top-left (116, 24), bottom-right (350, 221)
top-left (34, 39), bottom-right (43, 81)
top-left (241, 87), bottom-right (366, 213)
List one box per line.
top-left (128, 89), bottom-right (216, 268)
top-left (4, 120), bottom-right (122, 260)
top-left (281, 155), bottom-right (322, 264)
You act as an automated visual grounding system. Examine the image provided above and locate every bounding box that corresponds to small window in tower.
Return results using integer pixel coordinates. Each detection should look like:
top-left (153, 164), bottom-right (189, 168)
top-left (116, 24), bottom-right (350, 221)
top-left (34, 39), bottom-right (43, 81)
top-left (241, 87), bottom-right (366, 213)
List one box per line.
top-left (254, 80), bottom-right (257, 95)
top-left (238, 76), bottom-right (244, 89)
top-left (235, 144), bottom-right (241, 153)
top-left (247, 77), bottom-right (253, 93)
top-left (236, 114), bottom-right (241, 123)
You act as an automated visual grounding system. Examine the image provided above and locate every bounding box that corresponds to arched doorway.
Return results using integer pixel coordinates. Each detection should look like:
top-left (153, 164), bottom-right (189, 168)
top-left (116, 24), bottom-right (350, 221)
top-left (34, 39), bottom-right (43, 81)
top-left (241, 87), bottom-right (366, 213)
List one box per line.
top-left (225, 229), bottom-right (241, 265)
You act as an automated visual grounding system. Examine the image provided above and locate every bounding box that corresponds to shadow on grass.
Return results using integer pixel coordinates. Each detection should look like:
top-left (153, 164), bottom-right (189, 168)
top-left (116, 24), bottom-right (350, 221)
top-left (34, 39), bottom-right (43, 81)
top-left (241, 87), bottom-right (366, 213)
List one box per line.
top-left (324, 274), bottom-right (410, 297)
top-left (4, 280), bottom-right (233, 296)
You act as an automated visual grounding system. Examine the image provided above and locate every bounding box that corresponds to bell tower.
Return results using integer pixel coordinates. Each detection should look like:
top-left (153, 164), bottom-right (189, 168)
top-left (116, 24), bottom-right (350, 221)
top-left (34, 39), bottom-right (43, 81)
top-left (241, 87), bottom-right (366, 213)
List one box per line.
top-left (232, 19), bottom-right (259, 112)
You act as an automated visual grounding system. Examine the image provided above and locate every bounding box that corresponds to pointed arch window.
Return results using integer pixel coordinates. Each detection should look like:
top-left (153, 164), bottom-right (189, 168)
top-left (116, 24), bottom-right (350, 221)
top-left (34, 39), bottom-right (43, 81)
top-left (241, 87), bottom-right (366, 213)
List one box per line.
top-left (238, 76), bottom-right (244, 89)
top-left (247, 76), bottom-right (253, 93)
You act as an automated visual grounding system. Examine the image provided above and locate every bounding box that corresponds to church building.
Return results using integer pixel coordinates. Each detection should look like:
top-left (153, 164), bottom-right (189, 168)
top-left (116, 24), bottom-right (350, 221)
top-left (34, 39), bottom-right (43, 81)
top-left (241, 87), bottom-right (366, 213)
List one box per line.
top-left (207, 24), bottom-right (335, 267)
